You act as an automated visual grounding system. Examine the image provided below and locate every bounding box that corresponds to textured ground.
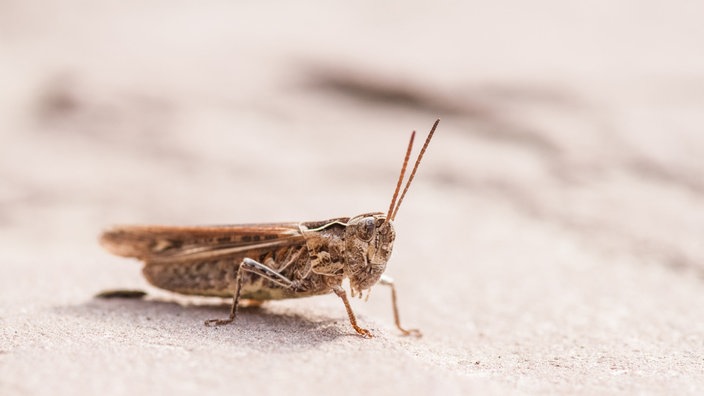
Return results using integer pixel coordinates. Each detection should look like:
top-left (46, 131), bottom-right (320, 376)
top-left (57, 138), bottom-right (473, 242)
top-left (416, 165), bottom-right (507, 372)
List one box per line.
top-left (1, 1), bottom-right (704, 395)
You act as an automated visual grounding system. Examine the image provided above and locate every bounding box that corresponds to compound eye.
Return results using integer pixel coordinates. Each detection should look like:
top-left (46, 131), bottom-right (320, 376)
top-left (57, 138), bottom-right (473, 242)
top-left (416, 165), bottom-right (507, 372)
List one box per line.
top-left (357, 217), bottom-right (375, 241)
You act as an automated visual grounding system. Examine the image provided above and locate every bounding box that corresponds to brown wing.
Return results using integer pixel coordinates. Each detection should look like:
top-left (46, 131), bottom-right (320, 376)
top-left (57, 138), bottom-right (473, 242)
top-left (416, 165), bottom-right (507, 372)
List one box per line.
top-left (100, 223), bottom-right (306, 264)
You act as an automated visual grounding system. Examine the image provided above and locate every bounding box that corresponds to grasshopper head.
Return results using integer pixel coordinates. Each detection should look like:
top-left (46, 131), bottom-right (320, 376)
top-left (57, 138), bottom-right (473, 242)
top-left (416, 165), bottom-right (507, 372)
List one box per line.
top-left (344, 213), bottom-right (396, 295)
top-left (343, 119), bottom-right (438, 297)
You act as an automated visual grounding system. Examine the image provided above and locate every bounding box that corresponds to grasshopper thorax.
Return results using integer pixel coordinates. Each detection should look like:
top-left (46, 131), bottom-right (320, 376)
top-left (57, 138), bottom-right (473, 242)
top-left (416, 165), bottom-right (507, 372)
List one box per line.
top-left (344, 213), bottom-right (395, 295)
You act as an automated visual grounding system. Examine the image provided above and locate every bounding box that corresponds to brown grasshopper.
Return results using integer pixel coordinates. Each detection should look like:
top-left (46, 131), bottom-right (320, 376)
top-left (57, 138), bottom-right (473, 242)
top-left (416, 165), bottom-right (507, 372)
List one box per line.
top-left (100, 119), bottom-right (439, 337)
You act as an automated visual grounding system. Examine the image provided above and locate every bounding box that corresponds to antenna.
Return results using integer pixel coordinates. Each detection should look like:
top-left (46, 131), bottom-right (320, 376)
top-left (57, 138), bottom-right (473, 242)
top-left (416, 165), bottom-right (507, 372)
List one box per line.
top-left (386, 131), bottom-right (416, 220)
top-left (390, 119), bottom-right (439, 221)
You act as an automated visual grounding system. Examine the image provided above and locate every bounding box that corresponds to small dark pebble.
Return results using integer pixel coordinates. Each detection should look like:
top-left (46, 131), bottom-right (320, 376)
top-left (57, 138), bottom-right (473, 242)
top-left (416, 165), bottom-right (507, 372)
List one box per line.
top-left (95, 289), bottom-right (147, 299)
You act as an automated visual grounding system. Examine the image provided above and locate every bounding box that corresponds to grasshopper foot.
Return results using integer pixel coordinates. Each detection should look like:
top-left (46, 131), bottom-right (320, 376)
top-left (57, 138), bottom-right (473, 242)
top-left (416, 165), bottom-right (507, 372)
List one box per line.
top-left (399, 327), bottom-right (422, 337)
top-left (204, 318), bottom-right (234, 327)
top-left (353, 326), bottom-right (373, 338)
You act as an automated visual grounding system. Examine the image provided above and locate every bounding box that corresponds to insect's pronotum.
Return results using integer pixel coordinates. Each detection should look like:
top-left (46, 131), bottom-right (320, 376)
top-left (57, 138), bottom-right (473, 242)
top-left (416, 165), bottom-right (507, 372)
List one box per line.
top-left (100, 119), bottom-right (439, 337)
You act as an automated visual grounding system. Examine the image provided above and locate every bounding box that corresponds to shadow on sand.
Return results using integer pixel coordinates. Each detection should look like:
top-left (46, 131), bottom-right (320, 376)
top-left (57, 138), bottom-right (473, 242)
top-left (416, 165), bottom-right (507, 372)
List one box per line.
top-left (54, 292), bottom-right (366, 350)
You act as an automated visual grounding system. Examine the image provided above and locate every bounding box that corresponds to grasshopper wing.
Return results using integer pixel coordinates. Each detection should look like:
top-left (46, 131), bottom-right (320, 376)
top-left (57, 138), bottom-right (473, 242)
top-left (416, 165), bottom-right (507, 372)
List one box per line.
top-left (100, 223), bottom-right (306, 263)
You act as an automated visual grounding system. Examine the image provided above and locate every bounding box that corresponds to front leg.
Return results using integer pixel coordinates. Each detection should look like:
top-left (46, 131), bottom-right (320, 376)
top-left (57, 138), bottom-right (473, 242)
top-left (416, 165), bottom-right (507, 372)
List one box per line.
top-left (379, 275), bottom-right (421, 337)
top-left (205, 258), bottom-right (294, 326)
top-left (332, 285), bottom-right (373, 338)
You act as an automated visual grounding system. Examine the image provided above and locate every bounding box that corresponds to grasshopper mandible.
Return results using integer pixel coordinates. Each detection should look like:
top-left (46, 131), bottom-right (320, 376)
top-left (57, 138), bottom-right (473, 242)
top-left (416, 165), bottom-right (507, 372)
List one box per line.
top-left (100, 119), bottom-right (439, 338)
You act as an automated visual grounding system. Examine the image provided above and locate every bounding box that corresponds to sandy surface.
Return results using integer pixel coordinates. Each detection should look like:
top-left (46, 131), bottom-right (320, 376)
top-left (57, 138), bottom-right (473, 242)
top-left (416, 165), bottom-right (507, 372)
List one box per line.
top-left (2, 1), bottom-right (704, 395)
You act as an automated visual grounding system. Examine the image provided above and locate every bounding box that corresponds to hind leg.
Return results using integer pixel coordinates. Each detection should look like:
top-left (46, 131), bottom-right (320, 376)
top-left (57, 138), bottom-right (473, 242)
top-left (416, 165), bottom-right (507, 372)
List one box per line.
top-left (204, 258), bottom-right (294, 326)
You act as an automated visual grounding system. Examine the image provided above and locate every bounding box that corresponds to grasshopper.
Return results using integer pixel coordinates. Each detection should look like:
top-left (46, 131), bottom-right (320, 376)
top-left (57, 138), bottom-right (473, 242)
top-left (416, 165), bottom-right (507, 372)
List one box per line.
top-left (100, 119), bottom-right (439, 337)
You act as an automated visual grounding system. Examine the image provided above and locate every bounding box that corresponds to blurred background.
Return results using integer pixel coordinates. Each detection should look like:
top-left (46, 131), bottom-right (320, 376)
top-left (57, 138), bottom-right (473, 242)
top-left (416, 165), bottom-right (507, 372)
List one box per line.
top-left (1, 1), bottom-right (703, 395)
